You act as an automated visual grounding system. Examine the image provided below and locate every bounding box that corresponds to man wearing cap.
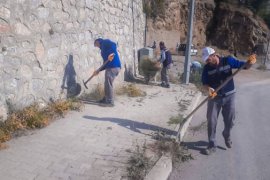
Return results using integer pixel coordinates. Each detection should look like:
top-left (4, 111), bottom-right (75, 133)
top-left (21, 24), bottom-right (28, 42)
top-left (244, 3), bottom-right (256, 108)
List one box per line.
top-left (93, 38), bottom-right (121, 107)
top-left (201, 47), bottom-right (256, 155)
top-left (159, 41), bottom-right (173, 88)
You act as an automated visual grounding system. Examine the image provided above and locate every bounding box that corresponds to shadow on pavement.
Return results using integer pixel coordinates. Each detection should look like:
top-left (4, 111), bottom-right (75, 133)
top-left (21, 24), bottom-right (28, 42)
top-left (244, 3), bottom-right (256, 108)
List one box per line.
top-left (182, 140), bottom-right (208, 152)
top-left (182, 141), bottom-right (227, 154)
top-left (83, 115), bottom-right (177, 136)
top-left (79, 99), bottom-right (99, 105)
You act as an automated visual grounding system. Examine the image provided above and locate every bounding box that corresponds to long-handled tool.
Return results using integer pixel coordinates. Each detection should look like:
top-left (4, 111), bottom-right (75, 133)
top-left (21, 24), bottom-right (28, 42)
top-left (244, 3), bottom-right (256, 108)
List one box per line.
top-left (83, 59), bottom-right (110, 89)
top-left (176, 48), bottom-right (257, 142)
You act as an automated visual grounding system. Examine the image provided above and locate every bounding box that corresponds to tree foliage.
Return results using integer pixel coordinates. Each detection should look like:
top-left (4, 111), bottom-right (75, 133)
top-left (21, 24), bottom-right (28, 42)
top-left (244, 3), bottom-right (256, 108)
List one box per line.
top-left (214, 0), bottom-right (270, 28)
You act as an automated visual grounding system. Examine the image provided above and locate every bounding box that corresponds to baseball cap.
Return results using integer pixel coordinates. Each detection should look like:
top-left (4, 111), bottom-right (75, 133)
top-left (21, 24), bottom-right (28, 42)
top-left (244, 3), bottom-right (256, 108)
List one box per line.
top-left (202, 47), bottom-right (215, 62)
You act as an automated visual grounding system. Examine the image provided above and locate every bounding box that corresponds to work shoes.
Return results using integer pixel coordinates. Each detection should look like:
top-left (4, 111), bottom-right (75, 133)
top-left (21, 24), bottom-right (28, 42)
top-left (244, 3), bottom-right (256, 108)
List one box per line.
top-left (98, 98), bottom-right (106, 103)
top-left (225, 139), bottom-right (232, 148)
top-left (160, 83), bottom-right (170, 88)
top-left (202, 146), bottom-right (216, 155)
top-left (222, 132), bottom-right (232, 148)
top-left (99, 102), bottom-right (114, 107)
top-left (160, 82), bottom-right (166, 86)
top-left (98, 98), bottom-right (114, 107)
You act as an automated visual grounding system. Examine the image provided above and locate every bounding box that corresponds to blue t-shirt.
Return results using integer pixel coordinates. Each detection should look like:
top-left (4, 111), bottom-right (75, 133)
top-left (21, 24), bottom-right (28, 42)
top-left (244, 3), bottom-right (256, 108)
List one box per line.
top-left (201, 56), bottom-right (245, 96)
top-left (98, 39), bottom-right (121, 70)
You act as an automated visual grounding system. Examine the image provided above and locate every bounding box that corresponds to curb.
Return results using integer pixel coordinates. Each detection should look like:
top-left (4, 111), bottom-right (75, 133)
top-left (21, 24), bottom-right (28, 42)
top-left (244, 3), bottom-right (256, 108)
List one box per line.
top-left (144, 92), bottom-right (202, 180)
top-left (144, 154), bottom-right (172, 180)
top-left (175, 92), bottom-right (202, 142)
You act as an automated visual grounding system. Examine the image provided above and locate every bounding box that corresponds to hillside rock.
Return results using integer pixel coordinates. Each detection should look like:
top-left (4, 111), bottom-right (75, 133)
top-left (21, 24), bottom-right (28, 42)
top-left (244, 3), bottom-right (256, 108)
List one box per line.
top-left (209, 2), bottom-right (269, 54)
top-left (146, 0), bottom-right (269, 54)
top-left (146, 0), bottom-right (215, 50)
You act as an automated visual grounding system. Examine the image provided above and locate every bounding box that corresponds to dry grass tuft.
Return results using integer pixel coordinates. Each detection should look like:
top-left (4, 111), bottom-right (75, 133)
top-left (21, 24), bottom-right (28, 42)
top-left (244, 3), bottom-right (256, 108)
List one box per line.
top-left (126, 132), bottom-right (193, 180)
top-left (0, 99), bottom-right (83, 149)
top-left (80, 84), bottom-right (104, 101)
top-left (116, 84), bottom-right (146, 97)
top-left (46, 99), bottom-right (83, 118)
top-left (171, 141), bottom-right (193, 163)
top-left (0, 143), bottom-right (8, 150)
top-left (151, 132), bottom-right (193, 163)
top-left (127, 144), bottom-right (149, 180)
top-left (0, 126), bottom-right (10, 143)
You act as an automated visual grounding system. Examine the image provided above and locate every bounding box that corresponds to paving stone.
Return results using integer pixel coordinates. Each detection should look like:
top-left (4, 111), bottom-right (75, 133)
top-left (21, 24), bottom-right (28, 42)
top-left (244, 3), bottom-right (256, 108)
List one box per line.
top-left (0, 83), bottom-right (199, 179)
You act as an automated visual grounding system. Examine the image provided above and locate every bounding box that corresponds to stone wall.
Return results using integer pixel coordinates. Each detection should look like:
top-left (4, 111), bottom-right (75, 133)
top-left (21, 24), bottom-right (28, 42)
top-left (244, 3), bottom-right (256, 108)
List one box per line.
top-left (0, 0), bottom-right (145, 120)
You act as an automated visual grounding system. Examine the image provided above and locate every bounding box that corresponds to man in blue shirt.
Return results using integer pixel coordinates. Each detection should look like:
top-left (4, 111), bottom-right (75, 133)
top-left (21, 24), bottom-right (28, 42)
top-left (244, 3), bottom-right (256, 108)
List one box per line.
top-left (201, 47), bottom-right (256, 155)
top-left (93, 38), bottom-right (121, 107)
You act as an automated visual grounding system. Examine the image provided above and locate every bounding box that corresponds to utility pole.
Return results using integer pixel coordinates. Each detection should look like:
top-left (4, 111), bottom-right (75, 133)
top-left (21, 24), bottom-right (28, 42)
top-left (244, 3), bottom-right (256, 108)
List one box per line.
top-left (183, 0), bottom-right (195, 84)
top-left (132, 0), bottom-right (137, 77)
top-left (143, 0), bottom-right (147, 47)
top-left (144, 12), bottom-right (147, 47)
top-left (264, 32), bottom-right (270, 65)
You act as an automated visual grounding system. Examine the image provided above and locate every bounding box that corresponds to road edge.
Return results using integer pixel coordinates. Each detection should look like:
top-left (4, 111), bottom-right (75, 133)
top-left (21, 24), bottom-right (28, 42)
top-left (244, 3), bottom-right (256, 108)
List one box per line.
top-left (144, 92), bottom-right (202, 180)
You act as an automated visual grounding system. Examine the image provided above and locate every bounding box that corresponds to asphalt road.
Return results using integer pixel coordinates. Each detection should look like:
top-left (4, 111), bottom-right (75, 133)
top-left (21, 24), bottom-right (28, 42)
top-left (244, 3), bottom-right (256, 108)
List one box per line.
top-left (168, 68), bottom-right (270, 180)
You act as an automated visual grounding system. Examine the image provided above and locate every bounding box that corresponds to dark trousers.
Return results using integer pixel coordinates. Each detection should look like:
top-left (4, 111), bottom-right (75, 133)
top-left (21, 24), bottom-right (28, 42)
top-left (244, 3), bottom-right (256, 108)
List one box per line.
top-left (206, 93), bottom-right (235, 147)
top-left (161, 64), bottom-right (171, 85)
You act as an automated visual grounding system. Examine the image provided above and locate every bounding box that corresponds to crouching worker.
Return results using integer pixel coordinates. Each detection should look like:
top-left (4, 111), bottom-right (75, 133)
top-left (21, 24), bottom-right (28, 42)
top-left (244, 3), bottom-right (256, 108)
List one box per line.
top-left (93, 38), bottom-right (121, 107)
top-left (190, 60), bottom-right (202, 74)
top-left (159, 41), bottom-right (173, 88)
top-left (201, 47), bottom-right (256, 155)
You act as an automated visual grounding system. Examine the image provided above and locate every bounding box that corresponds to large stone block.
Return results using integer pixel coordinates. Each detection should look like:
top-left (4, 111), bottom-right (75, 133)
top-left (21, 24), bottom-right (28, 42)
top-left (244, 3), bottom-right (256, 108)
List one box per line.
top-left (0, 7), bottom-right (11, 19)
top-left (32, 79), bottom-right (45, 92)
top-left (14, 23), bottom-right (31, 36)
top-left (37, 7), bottom-right (50, 19)
top-left (0, 23), bottom-right (10, 33)
top-left (36, 40), bottom-right (45, 60)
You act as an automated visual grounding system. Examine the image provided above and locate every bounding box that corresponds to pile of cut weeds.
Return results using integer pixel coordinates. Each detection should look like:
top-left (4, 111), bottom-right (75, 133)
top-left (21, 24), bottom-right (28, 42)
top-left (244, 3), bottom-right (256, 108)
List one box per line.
top-left (126, 132), bottom-right (193, 180)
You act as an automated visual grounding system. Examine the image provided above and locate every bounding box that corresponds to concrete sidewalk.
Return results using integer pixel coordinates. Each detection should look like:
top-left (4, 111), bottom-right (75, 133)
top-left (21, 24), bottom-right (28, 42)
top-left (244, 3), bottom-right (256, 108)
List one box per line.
top-left (0, 83), bottom-right (200, 180)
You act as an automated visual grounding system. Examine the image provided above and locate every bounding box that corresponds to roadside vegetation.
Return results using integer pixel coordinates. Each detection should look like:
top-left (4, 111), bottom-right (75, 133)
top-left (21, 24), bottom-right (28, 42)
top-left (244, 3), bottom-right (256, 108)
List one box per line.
top-left (126, 143), bottom-right (150, 180)
top-left (139, 57), bottom-right (161, 84)
top-left (116, 84), bottom-right (147, 97)
top-left (79, 83), bottom-right (146, 102)
top-left (126, 132), bottom-right (193, 180)
top-left (0, 99), bottom-right (83, 150)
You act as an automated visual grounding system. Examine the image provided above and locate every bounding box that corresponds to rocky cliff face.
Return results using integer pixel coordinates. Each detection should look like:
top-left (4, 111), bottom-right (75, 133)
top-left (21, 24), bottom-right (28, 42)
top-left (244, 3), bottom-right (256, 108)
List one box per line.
top-left (146, 0), bottom-right (269, 54)
top-left (146, 0), bottom-right (215, 50)
top-left (209, 2), bottom-right (269, 54)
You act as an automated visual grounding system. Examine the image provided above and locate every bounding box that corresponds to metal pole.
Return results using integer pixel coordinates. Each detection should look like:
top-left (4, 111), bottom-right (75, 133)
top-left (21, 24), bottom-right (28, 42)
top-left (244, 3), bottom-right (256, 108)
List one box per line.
top-left (132, 0), bottom-right (137, 77)
top-left (264, 33), bottom-right (270, 65)
top-left (179, 0), bottom-right (181, 45)
top-left (183, 0), bottom-right (195, 84)
top-left (144, 13), bottom-right (147, 47)
top-left (143, 0), bottom-right (147, 47)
